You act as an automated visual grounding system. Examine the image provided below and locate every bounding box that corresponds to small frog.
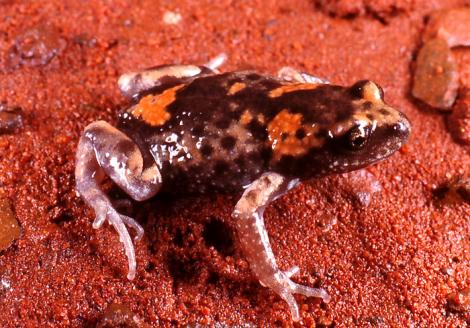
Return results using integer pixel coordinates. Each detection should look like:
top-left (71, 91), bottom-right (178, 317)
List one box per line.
top-left (75, 55), bottom-right (410, 321)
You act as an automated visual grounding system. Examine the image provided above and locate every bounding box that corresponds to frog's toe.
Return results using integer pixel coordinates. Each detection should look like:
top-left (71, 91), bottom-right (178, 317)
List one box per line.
top-left (284, 266), bottom-right (300, 278)
top-left (279, 289), bottom-right (301, 322)
top-left (104, 208), bottom-right (137, 280)
top-left (204, 52), bottom-right (227, 71)
top-left (292, 282), bottom-right (331, 303)
top-left (120, 214), bottom-right (144, 241)
top-left (92, 210), bottom-right (107, 229)
top-left (268, 272), bottom-right (330, 321)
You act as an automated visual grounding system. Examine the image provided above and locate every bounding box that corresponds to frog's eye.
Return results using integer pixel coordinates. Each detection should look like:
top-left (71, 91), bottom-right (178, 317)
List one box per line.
top-left (350, 80), bottom-right (384, 101)
top-left (349, 80), bottom-right (369, 99)
top-left (345, 124), bottom-right (370, 150)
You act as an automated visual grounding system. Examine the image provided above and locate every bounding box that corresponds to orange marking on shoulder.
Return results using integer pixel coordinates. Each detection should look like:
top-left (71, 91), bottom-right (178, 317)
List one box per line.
top-left (267, 109), bottom-right (323, 160)
top-left (227, 82), bottom-right (247, 95)
top-left (240, 110), bottom-right (253, 125)
top-left (132, 84), bottom-right (185, 126)
top-left (269, 83), bottom-right (319, 98)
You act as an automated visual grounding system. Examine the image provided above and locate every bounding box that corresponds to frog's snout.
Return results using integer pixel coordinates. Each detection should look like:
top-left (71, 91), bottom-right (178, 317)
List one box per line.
top-left (393, 112), bottom-right (411, 142)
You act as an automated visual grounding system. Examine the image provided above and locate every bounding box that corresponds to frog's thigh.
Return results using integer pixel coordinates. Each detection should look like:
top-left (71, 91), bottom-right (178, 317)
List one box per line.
top-left (118, 54), bottom-right (227, 98)
top-left (118, 64), bottom-right (206, 97)
top-left (79, 121), bottom-right (162, 202)
top-left (75, 121), bottom-right (162, 279)
top-left (277, 66), bottom-right (330, 84)
top-left (233, 172), bottom-right (330, 321)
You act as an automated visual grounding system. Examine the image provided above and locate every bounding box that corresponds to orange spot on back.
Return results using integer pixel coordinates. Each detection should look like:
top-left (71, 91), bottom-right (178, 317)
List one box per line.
top-left (240, 110), bottom-right (253, 125)
top-left (227, 82), bottom-right (247, 95)
top-left (132, 84), bottom-right (184, 126)
top-left (267, 109), bottom-right (323, 159)
top-left (269, 83), bottom-right (319, 98)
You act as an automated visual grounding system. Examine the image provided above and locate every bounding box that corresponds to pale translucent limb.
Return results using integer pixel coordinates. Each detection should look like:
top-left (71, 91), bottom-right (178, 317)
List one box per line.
top-left (233, 172), bottom-right (330, 322)
top-left (75, 121), bottom-right (162, 279)
top-left (278, 66), bottom-right (330, 84)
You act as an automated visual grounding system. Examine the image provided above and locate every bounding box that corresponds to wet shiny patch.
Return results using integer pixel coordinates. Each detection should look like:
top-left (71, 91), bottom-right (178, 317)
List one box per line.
top-left (267, 109), bottom-right (323, 159)
top-left (268, 83), bottom-right (319, 98)
top-left (132, 84), bottom-right (184, 126)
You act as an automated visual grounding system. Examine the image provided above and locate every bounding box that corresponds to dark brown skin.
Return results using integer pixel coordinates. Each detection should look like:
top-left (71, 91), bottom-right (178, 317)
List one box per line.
top-left (117, 72), bottom-right (411, 194)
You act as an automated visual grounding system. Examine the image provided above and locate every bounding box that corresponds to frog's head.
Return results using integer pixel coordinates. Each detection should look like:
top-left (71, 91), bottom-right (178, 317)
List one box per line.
top-left (268, 80), bottom-right (411, 177)
top-left (318, 80), bottom-right (411, 174)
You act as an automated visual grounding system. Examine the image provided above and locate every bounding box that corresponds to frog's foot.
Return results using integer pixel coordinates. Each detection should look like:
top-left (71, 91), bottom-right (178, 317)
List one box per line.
top-left (265, 269), bottom-right (331, 321)
top-left (233, 172), bottom-right (330, 322)
top-left (93, 206), bottom-right (144, 241)
top-left (90, 201), bottom-right (139, 279)
top-left (278, 67), bottom-right (330, 84)
top-left (75, 121), bottom-right (162, 279)
top-left (118, 54), bottom-right (227, 98)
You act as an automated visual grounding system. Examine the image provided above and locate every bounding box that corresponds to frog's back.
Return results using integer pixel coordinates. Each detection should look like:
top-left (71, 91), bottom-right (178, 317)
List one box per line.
top-left (117, 72), bottom-right (284, 194)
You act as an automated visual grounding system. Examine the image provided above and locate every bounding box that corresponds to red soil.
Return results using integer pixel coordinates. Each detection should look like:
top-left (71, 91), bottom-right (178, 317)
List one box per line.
top-left (0, 1), bottom-right (468, 326)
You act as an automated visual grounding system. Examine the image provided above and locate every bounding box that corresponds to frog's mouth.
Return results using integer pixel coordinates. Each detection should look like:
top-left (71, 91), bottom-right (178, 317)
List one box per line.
top-left (340, 112), bottom-right (411, 169)
top-left (312, 111), bottom-right (411, 174)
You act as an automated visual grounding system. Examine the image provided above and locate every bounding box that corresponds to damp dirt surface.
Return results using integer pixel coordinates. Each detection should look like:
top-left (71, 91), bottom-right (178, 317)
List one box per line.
top-left (0, 1), bottom-right (469, 327)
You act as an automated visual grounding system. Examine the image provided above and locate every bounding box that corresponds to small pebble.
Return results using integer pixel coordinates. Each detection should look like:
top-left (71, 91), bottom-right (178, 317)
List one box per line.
top-left (0, 103), bottom-right (23, 134)
top-left (97, 303), bottom-right (149, 328)
top-left (423, 8), bottom-right (470, 48)
top-left (163, 11), bottom-right (182, 25)
top-left (0, 198), bottom-right (21, 252)
top-left (440, 267), bottom-right (454, 276)
top-left (447, 288), bottom-right (470, 314)
top-left (317, 213), bottom-right (337, 232)
top-left (448, 88), bottom-right (470, 145)
top-left (412, 38), bottom-right (459, 109)
top-left (7, 24), bottom-right (66, 68)
top-left (342, 170), bottom-right (382, 207)
top-left (316, 315), bottom-right (334, 327)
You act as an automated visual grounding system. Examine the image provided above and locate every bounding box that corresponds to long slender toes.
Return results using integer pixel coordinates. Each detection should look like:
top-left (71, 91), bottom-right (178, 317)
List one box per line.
top-left (280, 291), bottom-right (301, 322)
top-left (293, 283), bottom-right (331, 303)
top-left (120, 214), bottom-right (145, 241)
top-left (107, 210), bottom-right (137, 280)
top-left (284, 266), bottom-right (300, 278)
top-left (92, 211), bottom-right (106, 229)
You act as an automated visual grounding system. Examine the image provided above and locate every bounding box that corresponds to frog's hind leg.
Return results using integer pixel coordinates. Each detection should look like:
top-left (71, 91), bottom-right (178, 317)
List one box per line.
top-left (118, 53), bottom-right (228, 98)
top-left (277, 67), bottom-right (330, 84)
top-left (233, 172), bottom-right (330, 322)
top-left (75, 120), bottom-right (162, 279)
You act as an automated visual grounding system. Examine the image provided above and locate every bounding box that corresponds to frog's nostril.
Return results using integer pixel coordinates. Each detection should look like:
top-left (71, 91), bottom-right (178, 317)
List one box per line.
top-left (394, 114), bottom-right (411, 138)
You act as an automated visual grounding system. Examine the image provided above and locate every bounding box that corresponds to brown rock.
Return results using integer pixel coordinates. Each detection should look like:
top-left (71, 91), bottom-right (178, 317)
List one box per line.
top-left (424, 8), bottom-right (470, 48)
top-left (0, 198), bottom-right (20, 251)
top-left (448, 89), bottom-right (470, 144)
top-left (0, 103), bottom-right (23, 134)
top-left (447, 288), bottom-right (470, 314)
top-left (7, 24), bottom-right (66, 69)
top-left (97, 303), bottom-right (150, 328)
top-left (412, 38), bottom-right (459, 109)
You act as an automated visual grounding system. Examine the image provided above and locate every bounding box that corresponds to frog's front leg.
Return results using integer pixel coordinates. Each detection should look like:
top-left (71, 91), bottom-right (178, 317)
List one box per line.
top-left (233, 172), bottom-right (330, 321)
top-left (278, 67), bottom-right (329, 84)
top-left (75, 121), bottom-right (162, 279)
top-left (118, 53), bottom-right (227, 98)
